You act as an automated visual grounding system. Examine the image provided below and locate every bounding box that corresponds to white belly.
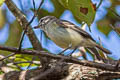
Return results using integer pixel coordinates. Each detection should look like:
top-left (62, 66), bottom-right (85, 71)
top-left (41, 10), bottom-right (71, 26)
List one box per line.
top-left (46, 26), bottom-right (90, 48)
top-left (45, 22), bottom-right (95, 49)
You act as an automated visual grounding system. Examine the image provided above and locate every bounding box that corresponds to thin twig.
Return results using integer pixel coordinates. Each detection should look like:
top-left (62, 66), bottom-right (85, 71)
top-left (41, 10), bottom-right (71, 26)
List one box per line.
top-left (1, 0), bottom-right (44, 65)
top-left (59, 44), bottom-right (72, 55)
top-left (3, 0), bottom-right (44, 61)
top-left (18, 0), bottom-right (44, 51)
top-left (96, 0), bottom-right (103, 10)
top-left (109, 8), bottom-right (120, 19)
top-left (12, 63), bottom-right (22, 70)
top-left (110, 24), bottom-right (120, 35)
top-left (14, 61), bottom-right (40, 65)
top-left (33, 0), bottom-right (35, 11)
top-left (5, 0), bottom-right (47, 68)
top-left (0, 53), bottom-right (15, 61)
top-left (115, 59), bottom-right (120, 69)
top-left (98, 37), bottom-right (108, 59)
top-left (27, 57), bottom-right (34, 69)
top-left (14, 61), bottom-right (32, 64)
top-left (0, 56), bottom-right (22, 70)
top-left (26, 0), bottom-right (44, 69)
top-left (23, 0), bottom-right (37, 70)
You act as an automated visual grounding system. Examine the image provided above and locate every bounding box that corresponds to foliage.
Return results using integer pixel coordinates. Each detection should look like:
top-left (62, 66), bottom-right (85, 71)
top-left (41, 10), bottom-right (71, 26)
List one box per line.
top-left (0, 0), bottom-right (5, 6)
top-left (59, 0), bottom-right (96, 26)
top-left (0, 8), bottom-right (5, 29)
top-left (0, 0), bottom-right (120, 71)
top-left (14, 54), bottom-right (39, 68)
top-left (0, 20), bottom-right (22, 55)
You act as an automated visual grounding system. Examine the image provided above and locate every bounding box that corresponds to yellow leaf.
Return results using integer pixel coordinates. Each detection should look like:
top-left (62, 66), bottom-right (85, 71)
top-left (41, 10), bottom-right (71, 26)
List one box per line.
top-left (0, 0), bottom-right (5, 6)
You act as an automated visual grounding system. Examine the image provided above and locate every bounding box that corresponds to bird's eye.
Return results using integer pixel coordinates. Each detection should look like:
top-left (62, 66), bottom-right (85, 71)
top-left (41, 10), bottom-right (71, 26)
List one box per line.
top-left (40, 19), bottom-right (44, 23)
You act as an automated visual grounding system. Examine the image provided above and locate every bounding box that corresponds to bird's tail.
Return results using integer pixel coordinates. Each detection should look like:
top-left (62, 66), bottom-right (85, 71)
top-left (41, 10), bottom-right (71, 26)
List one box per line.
top-left (96, 45), bottom-right (111, 54)
top-left (87, 47), bottom-right (103, 60)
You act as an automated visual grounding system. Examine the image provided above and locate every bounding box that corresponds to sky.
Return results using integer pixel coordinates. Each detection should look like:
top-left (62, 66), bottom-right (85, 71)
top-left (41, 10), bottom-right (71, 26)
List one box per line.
top-left (0, 0), bottom-right (120, 60)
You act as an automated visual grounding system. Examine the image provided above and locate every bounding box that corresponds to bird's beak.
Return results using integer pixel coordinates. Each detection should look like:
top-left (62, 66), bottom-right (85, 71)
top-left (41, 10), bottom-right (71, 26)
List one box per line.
top-left (33, 26), bottom-right (39, 29)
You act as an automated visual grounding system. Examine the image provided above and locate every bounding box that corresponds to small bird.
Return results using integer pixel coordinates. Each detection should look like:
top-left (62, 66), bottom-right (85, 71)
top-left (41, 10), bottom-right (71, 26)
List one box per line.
top-left (35, 16), bottom-right (111, 59)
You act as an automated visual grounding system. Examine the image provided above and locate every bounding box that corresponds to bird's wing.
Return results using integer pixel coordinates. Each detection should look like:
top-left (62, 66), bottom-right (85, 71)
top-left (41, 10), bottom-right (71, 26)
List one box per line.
top-left (56, 20), bottom-right (95, 41)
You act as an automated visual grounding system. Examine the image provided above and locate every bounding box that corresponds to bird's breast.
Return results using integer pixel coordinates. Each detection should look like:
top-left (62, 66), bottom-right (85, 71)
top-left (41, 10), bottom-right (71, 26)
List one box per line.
top-left (45, 25), bottom-right (85, 49)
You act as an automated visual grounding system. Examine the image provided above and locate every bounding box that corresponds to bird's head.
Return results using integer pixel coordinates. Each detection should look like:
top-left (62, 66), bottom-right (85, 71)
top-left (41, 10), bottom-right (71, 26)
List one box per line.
top-left (34, 16), bottom-right (56, 30)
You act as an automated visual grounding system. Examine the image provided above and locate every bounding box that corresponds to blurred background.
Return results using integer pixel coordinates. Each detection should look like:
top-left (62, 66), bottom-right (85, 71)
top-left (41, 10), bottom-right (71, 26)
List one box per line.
top-left (0, 0), bottom-right (120, 60)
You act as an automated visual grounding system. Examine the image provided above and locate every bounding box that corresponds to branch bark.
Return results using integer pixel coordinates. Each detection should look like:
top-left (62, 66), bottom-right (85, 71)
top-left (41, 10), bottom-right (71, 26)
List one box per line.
top-left (5, 0), bottom-right (42, 50)
top-left (0, 45), bottom-right (120, 72)
top-left (0, 63), bottom-right (120, 80)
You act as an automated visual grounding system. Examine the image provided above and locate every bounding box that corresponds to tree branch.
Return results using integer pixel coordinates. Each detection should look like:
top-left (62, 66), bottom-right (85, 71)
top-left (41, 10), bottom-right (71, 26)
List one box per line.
top-left (0, 45), bottom-right (120, 72)
top-left (96, 0), bottom-right (103, 10)
top-left (4, 0), bottom-right (49, 67)
top-left (110, 24), bottom-right (120, 35)
top-left (5, 0), bottom-right (42, 50)
top-left (0, 63), bottom-right (120, 80)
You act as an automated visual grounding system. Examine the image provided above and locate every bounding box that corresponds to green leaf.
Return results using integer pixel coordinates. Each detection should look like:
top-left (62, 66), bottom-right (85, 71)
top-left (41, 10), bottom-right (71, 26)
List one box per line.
top-left (97, 19), bottom-right (112, 36)
top-left (6, 20), bottom-right (22, 46)
top-left (58, 0), bottom-right (68, 8)
top-left (14, 54), bottom-right (39, 68)
top-left (0, 8), bottom-right (5, 29)
top-left (0, 0), bottom-right (5, 6)
top-left (37, 0), bottom-right (65, 19)
top-left (115, 27), bottom-right (120, 34)
top-left (0, 20), bottom-right (22, 55)
top-left (59, 0), bottom-right (96, 26)
top-left (0, 70), bottom-right (4, 75)
top-left (14, 54), bottom-right (32, 67)
top-left (51, 0), bottom-right (65, 18)
top-left (38, 9), bottom-right (52, 19)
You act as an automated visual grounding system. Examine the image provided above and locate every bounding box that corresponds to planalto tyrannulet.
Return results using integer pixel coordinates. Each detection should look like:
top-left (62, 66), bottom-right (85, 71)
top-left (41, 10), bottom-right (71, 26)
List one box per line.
top-left (35, 16), bottom-right (111, 59)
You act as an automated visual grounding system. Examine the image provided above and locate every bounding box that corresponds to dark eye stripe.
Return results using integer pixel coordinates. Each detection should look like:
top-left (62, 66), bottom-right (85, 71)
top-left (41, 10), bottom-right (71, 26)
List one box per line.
top-left (39, 16), bottom-right (57, 30)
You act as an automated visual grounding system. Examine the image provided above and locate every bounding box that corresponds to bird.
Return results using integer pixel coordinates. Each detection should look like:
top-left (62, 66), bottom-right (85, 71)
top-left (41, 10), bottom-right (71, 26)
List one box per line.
top-left (34, 16), bottom-right (111, 60)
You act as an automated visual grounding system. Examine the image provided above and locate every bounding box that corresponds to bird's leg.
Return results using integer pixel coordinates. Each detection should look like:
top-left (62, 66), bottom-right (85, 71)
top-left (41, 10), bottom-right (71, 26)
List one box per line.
top-left (58, 44), bottom-right (72, 55)
top-left (68, 46), bottom-right (78, 56)
top-left (79, 49), bottom-right (87, 60)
